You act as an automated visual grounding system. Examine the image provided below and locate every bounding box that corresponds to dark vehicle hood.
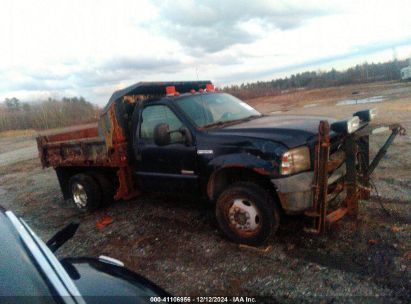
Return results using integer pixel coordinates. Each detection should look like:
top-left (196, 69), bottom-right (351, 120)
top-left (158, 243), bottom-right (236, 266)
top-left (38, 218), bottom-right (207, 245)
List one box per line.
top-left (215, 115), bottom-right (338, 148)
top-left (61, 257), bottom-right (169, 304)
top-left (0, 207), bottom-right (169, 303)
top-left (0, 211), bottom-right (55, 302)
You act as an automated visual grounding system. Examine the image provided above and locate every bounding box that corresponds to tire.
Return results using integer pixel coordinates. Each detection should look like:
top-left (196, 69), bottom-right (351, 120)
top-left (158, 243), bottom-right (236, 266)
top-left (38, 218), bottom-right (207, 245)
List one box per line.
top-left (215, 182), bottom-right (280, 246)
top-left (68, 173), bottom-right (102, 212)
top-left (92, 173), bottom-right (116, 206)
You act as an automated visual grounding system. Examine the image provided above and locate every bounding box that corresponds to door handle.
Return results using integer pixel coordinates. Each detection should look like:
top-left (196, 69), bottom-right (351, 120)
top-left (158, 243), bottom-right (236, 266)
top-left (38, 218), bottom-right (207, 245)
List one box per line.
top-left (135, 147), bottom-right (142, 161)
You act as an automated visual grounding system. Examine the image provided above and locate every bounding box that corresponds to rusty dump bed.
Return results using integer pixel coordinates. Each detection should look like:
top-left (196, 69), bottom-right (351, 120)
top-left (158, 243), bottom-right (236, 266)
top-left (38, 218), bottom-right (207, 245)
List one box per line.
top-left (36, 99), bottom-right (138, 201)
top-left (36, 124), bottom-right (112, 168)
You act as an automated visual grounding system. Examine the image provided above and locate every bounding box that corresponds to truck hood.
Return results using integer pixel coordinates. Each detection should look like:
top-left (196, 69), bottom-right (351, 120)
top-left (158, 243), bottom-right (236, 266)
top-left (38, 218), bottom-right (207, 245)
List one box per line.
top-left (214, 115), bottom-right (337, 148)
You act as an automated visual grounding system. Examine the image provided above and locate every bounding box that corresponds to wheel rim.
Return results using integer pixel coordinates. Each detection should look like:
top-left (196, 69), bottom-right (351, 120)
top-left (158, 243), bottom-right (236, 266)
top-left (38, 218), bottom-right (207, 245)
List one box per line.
top-left (227, 198), bottom-right (262, 236)
top-left (72, 182), bottom-right (87, 208)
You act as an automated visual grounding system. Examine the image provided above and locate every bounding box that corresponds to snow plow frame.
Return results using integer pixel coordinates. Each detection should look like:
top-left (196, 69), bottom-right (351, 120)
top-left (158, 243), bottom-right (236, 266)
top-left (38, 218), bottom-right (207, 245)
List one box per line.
top-left (304, 120), bottom-right (405, 233)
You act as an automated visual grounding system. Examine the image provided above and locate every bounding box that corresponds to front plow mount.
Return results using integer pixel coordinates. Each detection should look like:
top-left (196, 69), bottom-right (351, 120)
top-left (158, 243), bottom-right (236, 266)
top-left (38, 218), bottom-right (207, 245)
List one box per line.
top-left (304, 120), bottom-right (405, 234)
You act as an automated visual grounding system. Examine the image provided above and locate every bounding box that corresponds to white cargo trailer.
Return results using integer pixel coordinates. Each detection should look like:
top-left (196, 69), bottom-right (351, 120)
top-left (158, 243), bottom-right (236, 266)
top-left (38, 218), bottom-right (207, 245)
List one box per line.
top-left (401, 66), bottom-right (411, 80)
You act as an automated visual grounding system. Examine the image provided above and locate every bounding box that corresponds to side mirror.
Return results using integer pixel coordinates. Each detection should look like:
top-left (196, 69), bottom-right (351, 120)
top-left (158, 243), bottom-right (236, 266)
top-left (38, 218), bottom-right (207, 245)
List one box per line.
top-left (153, 123), bottom-right (171, 146)
top-left (46, 221), bottom-right (80, 253)
top-left (179, 127), bottom-right (193, 146)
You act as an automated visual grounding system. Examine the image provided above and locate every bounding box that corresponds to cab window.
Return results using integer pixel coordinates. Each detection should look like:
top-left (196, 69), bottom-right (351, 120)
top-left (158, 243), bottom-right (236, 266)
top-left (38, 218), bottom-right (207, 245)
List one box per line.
top-left (140, 105), bottom-right (183, 143)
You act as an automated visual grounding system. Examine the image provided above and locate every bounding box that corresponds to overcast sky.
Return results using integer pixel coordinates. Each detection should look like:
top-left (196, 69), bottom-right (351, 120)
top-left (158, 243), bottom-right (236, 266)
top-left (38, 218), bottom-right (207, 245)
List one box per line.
top-left (1, 0), bottom-right (411, 105)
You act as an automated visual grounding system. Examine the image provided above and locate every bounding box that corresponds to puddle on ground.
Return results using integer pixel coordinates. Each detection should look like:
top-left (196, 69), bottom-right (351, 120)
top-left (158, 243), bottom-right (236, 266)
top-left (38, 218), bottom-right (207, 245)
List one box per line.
top-left (336, 95), bottom-right (385, 106)
top-left (303, 103), bottom-right (318, 108)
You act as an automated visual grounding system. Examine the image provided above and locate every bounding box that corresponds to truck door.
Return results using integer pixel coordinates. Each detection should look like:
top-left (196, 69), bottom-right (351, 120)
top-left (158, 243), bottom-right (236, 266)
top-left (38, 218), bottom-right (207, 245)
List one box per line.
top-left (134, 104), bottom-right (198, 192)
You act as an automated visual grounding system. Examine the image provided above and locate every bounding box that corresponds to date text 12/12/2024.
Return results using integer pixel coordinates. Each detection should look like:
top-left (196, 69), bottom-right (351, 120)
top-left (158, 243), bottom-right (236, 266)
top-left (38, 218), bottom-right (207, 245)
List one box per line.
top-left (150, 296), bottom-right (257, 303)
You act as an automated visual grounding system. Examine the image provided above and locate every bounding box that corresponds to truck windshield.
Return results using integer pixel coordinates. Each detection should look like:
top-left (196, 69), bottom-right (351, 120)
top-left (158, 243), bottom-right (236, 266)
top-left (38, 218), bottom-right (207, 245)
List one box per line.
top-left (175, 93), bottom-right (261, 128)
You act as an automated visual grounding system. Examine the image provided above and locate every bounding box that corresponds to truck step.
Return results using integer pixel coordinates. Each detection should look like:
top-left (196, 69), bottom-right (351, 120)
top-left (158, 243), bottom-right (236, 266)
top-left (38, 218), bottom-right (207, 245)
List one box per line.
top-left (304, 209), bottom-right (320, 217)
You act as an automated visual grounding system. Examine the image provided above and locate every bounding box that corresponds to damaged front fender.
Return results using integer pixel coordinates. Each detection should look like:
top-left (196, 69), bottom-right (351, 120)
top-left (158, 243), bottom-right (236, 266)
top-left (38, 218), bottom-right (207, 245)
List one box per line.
top-left (206, 153), bottom-right (280, 200)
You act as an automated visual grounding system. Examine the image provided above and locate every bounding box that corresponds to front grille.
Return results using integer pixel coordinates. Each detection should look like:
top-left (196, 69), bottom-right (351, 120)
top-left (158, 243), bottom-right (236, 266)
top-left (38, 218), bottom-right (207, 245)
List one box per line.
top-left (309, 134), bottom-right (345, 171)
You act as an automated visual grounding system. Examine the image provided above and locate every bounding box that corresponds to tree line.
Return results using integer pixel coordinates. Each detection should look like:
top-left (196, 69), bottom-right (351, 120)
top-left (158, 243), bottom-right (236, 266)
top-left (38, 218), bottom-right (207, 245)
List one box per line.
top-left (0, 97), bottom-right (99, 131)
top-left (223, 58), bottom-right (410, 100)
top-left (1, 58), bottom-right (409, 131)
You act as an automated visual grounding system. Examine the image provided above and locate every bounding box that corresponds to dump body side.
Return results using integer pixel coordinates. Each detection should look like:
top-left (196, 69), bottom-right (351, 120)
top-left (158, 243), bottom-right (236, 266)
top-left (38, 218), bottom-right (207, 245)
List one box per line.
top-left (37, 101), bottom-right (139, 201)
top-left (36, 125), bottom-right (111, 168)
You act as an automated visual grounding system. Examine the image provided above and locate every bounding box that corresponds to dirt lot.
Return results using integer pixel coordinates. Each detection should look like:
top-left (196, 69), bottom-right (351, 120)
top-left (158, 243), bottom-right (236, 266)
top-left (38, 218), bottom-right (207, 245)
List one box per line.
top-left (1, 81), bottom-right (410, 303)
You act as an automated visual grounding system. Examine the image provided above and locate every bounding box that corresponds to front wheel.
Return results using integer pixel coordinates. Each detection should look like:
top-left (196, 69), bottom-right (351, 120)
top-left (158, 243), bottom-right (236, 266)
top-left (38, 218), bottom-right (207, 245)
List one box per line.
top-left (68, 173), bottom-right (102, 212)
top-left (215, 182), bottom-right (280, 246)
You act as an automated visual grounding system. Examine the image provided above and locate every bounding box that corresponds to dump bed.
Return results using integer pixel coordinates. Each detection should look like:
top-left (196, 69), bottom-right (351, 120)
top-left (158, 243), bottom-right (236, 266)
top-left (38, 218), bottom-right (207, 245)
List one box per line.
top-left (36, 123), bottom-right (111, 168)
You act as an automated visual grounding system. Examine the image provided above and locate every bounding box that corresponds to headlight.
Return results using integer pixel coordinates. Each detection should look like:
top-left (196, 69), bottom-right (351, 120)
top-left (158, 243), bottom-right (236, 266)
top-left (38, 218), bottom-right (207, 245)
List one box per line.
top-left (347, 116), bottom-right (361, 133)
top-left (354, 109), bottom-right (377, 122)
top-left (280, 146), bottom-right (311, 175)
top-left (331, 116), bottom-right (360, 134)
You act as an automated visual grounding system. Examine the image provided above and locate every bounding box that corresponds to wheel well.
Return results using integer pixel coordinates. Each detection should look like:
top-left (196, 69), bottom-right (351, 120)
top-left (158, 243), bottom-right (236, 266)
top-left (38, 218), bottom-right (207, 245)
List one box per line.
top-left (55, 167), bottom-right (118, 200)
top-left (207, 167), bottom-right (279, 203)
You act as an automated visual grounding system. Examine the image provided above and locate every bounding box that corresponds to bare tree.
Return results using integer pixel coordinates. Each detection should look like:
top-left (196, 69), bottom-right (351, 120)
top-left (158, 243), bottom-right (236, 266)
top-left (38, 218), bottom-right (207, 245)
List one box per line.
top-left (0, 97), bottom-right (99, 132)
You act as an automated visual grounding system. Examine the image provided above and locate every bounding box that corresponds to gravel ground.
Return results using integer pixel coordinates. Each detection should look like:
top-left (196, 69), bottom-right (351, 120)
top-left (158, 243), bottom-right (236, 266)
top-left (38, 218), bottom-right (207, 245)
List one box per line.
top-left (0, 144), bottom-right (38, 166)
top-left (0, 82), bottom-right (410, 303)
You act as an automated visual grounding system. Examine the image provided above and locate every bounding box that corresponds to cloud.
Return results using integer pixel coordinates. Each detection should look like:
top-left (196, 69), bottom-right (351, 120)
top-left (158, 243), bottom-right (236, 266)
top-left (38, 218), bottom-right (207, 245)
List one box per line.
top-left (2, 0), bottom-right (411, 106)
top-left (1, 52), bottom-right (244, 103)
top-left (151, 0), bottom-right (332, 53)
top-left (99, 57), bottom-right (182, 72)
top-left (216, 36), bottom-right (411, 84)
top-left (0, 55), bottom-right (187, 104)
top-left (75, 56), bottom-right (185, 89)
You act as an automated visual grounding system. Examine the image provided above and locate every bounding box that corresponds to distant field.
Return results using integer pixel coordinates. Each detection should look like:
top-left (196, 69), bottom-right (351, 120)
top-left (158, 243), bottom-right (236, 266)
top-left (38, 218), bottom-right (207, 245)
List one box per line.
top-left (247, 80), bottom-right (411, 129)
top-left (0, 129), bottom-right (36, 138)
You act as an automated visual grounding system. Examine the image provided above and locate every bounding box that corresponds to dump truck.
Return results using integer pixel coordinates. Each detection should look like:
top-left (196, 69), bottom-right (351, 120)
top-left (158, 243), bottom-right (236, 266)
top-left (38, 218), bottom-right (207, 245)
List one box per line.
top-left (37, 81), bottom-right (404, 245)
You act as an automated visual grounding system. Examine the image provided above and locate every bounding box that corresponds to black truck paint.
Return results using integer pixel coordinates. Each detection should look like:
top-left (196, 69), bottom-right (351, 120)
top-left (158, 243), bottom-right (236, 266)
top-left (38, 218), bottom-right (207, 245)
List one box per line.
top-left (38, 81), bottom-right (402, 245)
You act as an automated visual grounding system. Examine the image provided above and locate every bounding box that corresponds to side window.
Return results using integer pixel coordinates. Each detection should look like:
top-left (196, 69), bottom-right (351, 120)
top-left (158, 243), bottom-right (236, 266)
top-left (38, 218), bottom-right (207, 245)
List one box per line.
top-left (140, 105), bottom-right (184, 143)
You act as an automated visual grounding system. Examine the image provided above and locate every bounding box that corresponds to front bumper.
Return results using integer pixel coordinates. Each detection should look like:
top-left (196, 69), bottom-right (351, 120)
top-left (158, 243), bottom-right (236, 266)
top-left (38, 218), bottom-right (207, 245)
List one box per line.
top-left (271, 165), bottom-right (346, 213)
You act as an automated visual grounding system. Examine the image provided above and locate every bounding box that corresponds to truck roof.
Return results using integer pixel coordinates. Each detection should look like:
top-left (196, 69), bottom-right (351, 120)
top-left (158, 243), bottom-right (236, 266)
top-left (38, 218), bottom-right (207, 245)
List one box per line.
top-left (102, 81), bottom-right (212, 114)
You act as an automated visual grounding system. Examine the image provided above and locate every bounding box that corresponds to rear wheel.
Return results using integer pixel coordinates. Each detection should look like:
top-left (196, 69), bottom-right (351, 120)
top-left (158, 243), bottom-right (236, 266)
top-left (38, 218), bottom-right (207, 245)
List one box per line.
top-left (92, 173), bottom-right (116, 206)
top-left (215, 182), bottom-right (280, 246)
top-left (68, 173), bottom-right (102, 211)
